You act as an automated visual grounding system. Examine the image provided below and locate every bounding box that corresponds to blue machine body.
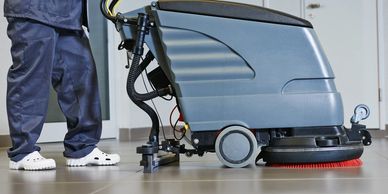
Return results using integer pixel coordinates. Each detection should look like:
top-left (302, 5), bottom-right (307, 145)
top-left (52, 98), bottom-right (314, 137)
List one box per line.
top-left (119, 3), bottom-right (343, 132)
top-left (108, 0), bottom-right (372, 171)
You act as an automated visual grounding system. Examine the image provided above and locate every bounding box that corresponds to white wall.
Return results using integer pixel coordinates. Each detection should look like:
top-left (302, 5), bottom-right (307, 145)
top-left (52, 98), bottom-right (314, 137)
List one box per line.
top-left (0, 1), bottom-right (11, 135)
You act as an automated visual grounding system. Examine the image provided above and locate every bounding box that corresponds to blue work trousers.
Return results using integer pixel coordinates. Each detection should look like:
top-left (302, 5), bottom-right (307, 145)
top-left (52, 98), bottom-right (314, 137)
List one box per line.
top-left (6, 18), bottom-right (102, 162)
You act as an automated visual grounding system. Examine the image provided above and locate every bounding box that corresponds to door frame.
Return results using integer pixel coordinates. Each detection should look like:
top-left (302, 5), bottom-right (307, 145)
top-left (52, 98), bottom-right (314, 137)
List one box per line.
top-left (377, 0), bottom-right (386, 130)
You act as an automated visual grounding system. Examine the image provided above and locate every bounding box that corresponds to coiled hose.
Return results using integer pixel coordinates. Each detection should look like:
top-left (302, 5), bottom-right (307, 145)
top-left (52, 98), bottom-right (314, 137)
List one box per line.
top-left (127, 52), bottom-right (170, 144)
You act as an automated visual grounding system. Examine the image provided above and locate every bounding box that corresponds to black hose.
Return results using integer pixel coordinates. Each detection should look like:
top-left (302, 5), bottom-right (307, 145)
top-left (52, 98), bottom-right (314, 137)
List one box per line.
top-left (127, 55), bottom-right (159, 144)
top-left (126, 52), bottom-right (171, 144)
top-left (125, 14), bottom-right (171, 145)
top-left (109, 0), bottom-right (120, 13)
top-left (128, 52), bottom-right (170, 102)
top-left (139, 52), bottom-right (155, 71)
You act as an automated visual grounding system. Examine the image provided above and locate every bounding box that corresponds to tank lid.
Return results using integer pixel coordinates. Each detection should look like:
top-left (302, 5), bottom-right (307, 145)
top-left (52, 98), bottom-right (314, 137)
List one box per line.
top-left (157, 0), bottom-right (313, 28)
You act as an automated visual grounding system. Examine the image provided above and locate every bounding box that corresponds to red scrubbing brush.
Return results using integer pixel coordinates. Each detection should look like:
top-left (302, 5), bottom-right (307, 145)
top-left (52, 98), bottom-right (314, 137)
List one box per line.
top-left (266, 158), bottom-right (363, 168)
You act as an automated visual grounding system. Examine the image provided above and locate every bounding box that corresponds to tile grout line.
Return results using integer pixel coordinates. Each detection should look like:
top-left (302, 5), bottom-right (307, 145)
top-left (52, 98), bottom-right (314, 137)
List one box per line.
top-left (8, 176), bottom-right (388, 186)
top-left (155, 177), bottom-right (388, 182)
top-left (106, 176), bottom-right (388, 184)
top-left (89, 183), bottom-right (115, 194)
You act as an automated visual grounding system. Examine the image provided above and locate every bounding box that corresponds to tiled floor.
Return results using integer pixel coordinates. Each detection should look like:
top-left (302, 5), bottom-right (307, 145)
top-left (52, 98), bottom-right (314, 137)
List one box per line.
top-left (1, 138), bottom-right (388, 194)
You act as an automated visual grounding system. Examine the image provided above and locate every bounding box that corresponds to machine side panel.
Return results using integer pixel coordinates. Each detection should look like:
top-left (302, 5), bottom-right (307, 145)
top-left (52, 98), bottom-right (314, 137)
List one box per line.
top-left (180, 93), bottom-right (344, 131)
top-left (152, 10), bottom-right (344, 131)
top-left (158, 27), bottom-right (255, 82)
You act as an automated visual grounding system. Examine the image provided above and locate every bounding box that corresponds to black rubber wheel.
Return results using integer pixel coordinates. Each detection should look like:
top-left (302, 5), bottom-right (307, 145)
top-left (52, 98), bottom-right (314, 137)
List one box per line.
top-left (215, 126), bottom-right (258, 168)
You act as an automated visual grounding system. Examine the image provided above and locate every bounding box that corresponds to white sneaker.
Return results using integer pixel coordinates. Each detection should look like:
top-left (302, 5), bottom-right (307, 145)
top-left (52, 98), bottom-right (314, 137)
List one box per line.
top-left (66, 148), bottom-right (120, 167)
top-left (9, 151), bottom-right (56, 171)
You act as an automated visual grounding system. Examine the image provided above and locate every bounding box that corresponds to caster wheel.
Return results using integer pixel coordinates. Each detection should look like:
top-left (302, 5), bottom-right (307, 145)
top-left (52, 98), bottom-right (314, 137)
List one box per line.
top-left (215, 126), bottom-right (258, 168)
top-left (354, 104), bottom-right (370, 119)
top-left (351, 104), bottom-right (370, 124)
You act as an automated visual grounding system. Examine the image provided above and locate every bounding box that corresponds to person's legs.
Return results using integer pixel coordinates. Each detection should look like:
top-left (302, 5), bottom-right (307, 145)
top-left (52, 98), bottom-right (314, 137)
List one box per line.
top-left (7, 18), bottom-right (56, 161)
top-left (52, 29), bottom-right (119, 166)
top-left (6, 17), bottom-right (57, 170)
top-left (51, 29), bottom-right (102, 158)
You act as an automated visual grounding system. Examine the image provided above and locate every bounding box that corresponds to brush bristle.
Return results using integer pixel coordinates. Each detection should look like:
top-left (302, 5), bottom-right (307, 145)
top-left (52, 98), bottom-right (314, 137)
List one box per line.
top-left (267, 159), bottom-right (363, 168)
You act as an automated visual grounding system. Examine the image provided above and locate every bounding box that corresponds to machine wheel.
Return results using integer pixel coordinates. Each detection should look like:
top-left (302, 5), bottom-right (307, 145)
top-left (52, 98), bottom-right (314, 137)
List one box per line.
top-left (215, 126), bottom-right (258, 168)
top-left (351, 104), bottom-right (370, 124)
top-left (354, 104), bottom-right (370, 119)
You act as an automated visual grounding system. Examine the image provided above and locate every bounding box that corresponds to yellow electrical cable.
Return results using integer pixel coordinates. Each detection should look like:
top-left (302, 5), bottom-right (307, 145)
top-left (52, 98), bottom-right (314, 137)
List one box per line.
top-left (105, 0), bottom-right (113, 16)
top-left (112, 0), bottom-right (122, 16)
top-left (105, 0), bottom-right (122, 16)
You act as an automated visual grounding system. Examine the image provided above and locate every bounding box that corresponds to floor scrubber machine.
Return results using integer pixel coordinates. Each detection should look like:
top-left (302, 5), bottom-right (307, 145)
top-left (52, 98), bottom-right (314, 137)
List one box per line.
top-left (101, 0), bottom-right (372, 173)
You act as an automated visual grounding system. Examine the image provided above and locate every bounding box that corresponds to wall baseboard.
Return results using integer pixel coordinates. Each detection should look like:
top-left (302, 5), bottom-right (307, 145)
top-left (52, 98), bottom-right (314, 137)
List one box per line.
top-left (0, 135), bottom-right (11, 148)
top-left (368, 127), bottom-right (388, 138)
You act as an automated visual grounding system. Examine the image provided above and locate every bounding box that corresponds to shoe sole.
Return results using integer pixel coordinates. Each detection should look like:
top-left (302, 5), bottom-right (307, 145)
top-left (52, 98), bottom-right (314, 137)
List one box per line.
top-left (10, 165), bottom-right (56, 171)
top-left (66, 161), bottom-right (119, 167)
top-left (9, 161), bottom-right (56, 171)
